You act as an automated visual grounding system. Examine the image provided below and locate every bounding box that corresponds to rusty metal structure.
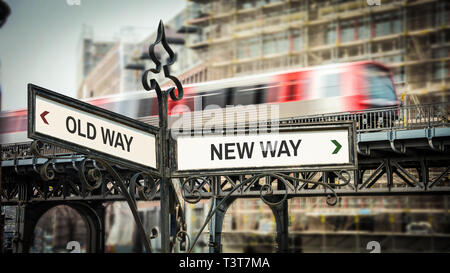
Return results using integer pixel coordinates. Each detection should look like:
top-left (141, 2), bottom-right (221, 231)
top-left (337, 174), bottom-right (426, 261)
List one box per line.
top-left (1, 18), bottom-right (450, 253)
top-left (1, 101), bottom-right (449, 252)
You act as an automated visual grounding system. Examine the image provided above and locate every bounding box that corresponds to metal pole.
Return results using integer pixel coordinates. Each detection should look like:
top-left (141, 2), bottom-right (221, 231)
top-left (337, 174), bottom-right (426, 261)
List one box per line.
top-left (208, 197), bottom-right (217, 253)
top-left (159, 91), bottom-right (171, 253)
top-left (141, 20), bottom-right (184, 253)
top-left (0, 159), bottom-right (3, 253)
top-left (271, 200), bottom-right (289, 253)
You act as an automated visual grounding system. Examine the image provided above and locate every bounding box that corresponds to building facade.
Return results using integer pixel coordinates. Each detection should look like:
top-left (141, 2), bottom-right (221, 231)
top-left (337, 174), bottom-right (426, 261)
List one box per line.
top-left (76, 13), bottom-right (201, 99)
top-left (76, 25), bottom-right (115, 92)
top-left (180, 0), bottom-right (449, 104)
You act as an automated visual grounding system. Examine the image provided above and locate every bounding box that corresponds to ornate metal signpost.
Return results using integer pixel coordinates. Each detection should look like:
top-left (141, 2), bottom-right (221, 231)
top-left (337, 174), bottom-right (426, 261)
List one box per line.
top-left (141, 20), bottom-right (184, 253)
top-left (22, 20), bottom-right (357, 253)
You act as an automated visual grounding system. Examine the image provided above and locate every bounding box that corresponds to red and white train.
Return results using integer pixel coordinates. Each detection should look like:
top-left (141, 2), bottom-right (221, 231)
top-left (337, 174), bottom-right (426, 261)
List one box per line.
top-left (0, 61), bottom-right (399, 145)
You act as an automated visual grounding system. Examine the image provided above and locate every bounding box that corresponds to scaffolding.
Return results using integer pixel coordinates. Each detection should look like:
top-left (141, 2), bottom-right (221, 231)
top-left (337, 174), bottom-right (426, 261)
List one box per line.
top-left (182, 0), bottom-right (449, 104)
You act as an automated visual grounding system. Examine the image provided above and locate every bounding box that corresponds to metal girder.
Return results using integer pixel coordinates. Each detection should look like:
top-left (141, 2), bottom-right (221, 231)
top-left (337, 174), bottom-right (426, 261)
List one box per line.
top-left (1, 154), bottom-right (450, 204)
top-left (1, 100), bottom-right (450, 254)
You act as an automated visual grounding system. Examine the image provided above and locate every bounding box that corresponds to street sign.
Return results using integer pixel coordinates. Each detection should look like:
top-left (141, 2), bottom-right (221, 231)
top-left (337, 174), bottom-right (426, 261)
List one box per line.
top-left (28, 84), bottom-right (159, 174)
top-left (172, 122), bottom-right (356, 176)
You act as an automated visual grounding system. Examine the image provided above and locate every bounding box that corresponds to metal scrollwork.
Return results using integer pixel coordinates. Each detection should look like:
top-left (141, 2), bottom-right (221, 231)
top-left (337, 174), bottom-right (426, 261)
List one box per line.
top-left (29, 140), bottom-right (153, 252)
top-left (141, 20), bottom-right (183, 101)
top-left (176, 230), bottom-right (190, 252)
top-left (258, 173), bottom-right (290, 206)
top-left (181, 176), bottom-right (212, 204)
top-left (129, 172), bottom-right (159, 201)
top-left (276, 173), bottom-right (341, 206)
top-left (174, 202), bottom-right (189, 252)
top-left (30, 140), bottom-right (48, 158)
top-left (39, 159), bottom-right (55, 181)
top-left (184, 174), bottom-right (276, 252)
top-left (333, 170), bottom-right (352, 186)
top-left (79, 158), bottom-right (102, 192)
top-left (87, 157), bottom-right (153, 253)
top-left (184, 171), bottom-right (348, 252)
top-left (30, 140), bottom-right (62, 181)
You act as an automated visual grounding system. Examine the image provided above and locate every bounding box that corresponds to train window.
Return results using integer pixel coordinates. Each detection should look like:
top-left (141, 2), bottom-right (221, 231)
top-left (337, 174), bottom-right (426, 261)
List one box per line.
top-left (319, 73), bottom-right (340, 97)
top-left (118, 100), bottom-right (139, 118)
top-left (253, 84), bottom-right (266, 104)
top-left (137, 98), bottom-right (154, 117)
top-left (0, 117), bottom-right (9, 133)
top-left (232, 85), bottom-right (266, 106)
top-left (98, 100), bottom-right (136, 118)
top-left (366, 65), bottom-right (396, 101)
top-left (201, 88), bottom-right (232, 109)
top-left (97, 102), bottom-right (115, 112)
top-left (0, 115), bottom-right (27, 134)
top-left (287, 80), bottom-right (297, 101)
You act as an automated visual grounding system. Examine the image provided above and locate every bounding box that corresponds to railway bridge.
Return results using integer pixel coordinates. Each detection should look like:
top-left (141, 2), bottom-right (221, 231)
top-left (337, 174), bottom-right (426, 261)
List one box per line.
top-left (1, 102), bottom-right (449, 253)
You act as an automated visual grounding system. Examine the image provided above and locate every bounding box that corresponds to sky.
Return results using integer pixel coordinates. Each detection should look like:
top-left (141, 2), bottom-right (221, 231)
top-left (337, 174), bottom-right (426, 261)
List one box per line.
top-left (0, 0), bottom-right (186, 111)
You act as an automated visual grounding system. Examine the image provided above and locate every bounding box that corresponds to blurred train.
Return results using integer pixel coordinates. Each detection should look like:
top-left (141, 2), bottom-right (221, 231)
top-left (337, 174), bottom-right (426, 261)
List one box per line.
top-left (0, 61), bottom-right (399, 145)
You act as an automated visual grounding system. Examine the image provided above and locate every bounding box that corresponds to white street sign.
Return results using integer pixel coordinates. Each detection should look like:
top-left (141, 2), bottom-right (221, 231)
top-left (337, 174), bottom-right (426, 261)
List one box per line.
top-left (175, 126), bottom-right (355, 174)
top-left (29, 84), bottom-right (158, 172)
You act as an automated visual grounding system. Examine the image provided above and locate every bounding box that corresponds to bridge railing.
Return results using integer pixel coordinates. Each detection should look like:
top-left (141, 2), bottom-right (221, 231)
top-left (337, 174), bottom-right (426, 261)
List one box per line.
top-left (1, 102), bottom-right (449, 160)
top-left (1, 141), bottom-right (74, 161)
top-left (289, 102), bottom-right (449, 133)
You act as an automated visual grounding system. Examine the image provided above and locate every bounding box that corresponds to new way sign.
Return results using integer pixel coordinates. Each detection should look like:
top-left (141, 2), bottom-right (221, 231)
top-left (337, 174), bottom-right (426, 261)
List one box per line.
top-left (28, 84), bottom-right (159, 173)
top-left (173, 123), bottom-right (356, 176)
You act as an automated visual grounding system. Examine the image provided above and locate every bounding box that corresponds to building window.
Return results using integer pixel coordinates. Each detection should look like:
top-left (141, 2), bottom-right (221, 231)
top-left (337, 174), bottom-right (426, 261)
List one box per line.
top-left (326, 22), bottom-right (337, 45)
top-left (237, 37), bottom-right (260, 59)
top-left (375, 13), bottom-right (390, 37)
top-left (374, 11), bottom-right (402, 37)
top-left (263, 32), bottom-right (288, 55)
top-left (436, 2), bottom-right (449, 27)
top-left (358, 18), bottom-right (369, 40)
top-left (340, 20), bottom-right (354, 43)
top-left (433, 48), bottom-right (449, 80)
top-left (339, 18), bottom-right (369, 43)
top-left (291, 29), bottom-right (303, 51)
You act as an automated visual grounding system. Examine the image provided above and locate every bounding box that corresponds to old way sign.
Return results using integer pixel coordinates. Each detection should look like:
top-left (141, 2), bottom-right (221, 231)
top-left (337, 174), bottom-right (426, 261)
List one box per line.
top-left (28, 84), bottom-right (159, 174)
top-left (173, 123), bottom-right (356, 176)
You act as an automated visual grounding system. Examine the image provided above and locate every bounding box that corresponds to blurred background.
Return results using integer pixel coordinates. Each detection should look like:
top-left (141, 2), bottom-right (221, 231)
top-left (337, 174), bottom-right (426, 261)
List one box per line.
top-left (1, 0), bottom-right (449, 253)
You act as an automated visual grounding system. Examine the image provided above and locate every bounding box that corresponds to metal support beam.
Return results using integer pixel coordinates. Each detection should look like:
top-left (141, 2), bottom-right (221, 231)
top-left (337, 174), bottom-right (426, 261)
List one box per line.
top-left (429, 166), bottom-right (450, 188)
top-left (208, 196), bottom-right (234, 253)
top-left (386, 159), bottom-right (393, 190)
top-left (0, 160), bottom-right (3, 253)
top-left (421, 159), bottom-right (429, 189)
top-left (159, 90), bottom-right (171, 254)
top-left (359, 161), bottom-right (385, 189)
top-left (393, 169), bottom-right (416, 187)
top-left (271, 199), bottom-right (289, 253)
top-left (392, 161), bottom-right (424, 189)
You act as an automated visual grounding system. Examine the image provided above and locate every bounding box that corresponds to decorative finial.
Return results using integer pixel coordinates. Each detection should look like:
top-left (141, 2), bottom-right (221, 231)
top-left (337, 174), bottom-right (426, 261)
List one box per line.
top-left (142, 20), bottom-right (183, 101)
